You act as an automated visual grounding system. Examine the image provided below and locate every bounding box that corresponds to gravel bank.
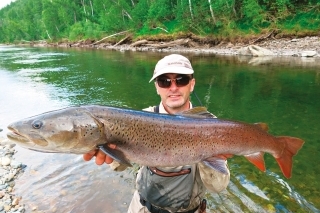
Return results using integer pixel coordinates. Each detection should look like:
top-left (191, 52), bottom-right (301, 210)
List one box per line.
top-left (0, 135), bottom-right (25, 213)
top-left (35, 36), bottom-right (320, 57)
top-left (112, 36), bottom-right (320, 57)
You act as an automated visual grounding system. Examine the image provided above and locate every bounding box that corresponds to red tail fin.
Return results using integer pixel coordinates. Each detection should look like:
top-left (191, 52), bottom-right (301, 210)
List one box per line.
top-left (275, 136), bottom-right (304, 178)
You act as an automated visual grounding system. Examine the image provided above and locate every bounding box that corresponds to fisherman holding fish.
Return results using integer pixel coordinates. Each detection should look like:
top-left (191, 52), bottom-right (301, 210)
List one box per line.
top-left (7, 54), bottom-right (304, 212)
top-left (83, 54), bottom-right (230, 213)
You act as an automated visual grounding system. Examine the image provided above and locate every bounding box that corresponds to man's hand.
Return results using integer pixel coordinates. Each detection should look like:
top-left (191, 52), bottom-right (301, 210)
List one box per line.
top-left (83, 148), bottom-right (114, 165)
top-left (83, 144), bottom-right (128, 171)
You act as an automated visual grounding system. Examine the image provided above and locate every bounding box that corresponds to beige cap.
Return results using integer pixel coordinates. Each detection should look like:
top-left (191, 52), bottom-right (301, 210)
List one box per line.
top-left (149, 54), bottom-right (194, 82)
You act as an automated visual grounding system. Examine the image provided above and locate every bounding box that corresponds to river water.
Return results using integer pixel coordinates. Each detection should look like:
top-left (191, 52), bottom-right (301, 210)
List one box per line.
top-left (0, 45), bottom-right (319, 213)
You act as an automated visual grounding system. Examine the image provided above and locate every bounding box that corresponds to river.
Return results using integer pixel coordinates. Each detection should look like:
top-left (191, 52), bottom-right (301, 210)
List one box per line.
top-left (0, 45), bottom-right (319, 213)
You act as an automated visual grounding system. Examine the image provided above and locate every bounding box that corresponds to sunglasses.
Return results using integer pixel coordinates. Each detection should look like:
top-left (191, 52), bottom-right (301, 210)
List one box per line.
top-left (156, 76), bottom-right (192, 88)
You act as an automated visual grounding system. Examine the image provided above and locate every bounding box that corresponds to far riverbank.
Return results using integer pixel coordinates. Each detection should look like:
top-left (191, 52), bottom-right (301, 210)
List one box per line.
top-left (23, 35), bottom-right (320, 57)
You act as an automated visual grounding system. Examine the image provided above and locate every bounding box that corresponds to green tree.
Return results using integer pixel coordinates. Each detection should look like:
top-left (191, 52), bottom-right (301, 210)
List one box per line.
top-left (0, 0), bottom-right (319, 43)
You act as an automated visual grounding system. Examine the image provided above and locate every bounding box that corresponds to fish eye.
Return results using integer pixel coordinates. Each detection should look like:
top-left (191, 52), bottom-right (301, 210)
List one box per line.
top-left (32, 120), bottom-right (43, 129)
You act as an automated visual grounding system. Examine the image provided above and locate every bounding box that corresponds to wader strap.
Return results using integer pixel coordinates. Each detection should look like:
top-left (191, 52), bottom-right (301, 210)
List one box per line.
top-left (139, 196), bottom-right (200, 213)
top-left (148, 167), bottom-right (191, 177)
top-left (153, 105), bottom-right (160, 113)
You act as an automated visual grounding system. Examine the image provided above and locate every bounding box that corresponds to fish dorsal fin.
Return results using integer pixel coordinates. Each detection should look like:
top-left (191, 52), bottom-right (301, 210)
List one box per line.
top-left (254, 122), bottom-right (269, 132)
top-left (179, 107), bottom-right (216, 119)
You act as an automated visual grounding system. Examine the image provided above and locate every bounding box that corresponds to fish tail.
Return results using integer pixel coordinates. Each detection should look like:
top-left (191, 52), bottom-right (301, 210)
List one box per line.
top-left (275, 136), bottom-right (304, 178)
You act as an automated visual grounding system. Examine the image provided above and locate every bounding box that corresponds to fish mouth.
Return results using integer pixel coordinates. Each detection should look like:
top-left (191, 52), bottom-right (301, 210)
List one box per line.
top-left (6, 131), bottom-right (44, 150)
top-left (7, 131), bottom-right (30, 143)
top-left (7, 126), bottom-right (49, 148)
top-left (7, 125), bottom-right (30, 142)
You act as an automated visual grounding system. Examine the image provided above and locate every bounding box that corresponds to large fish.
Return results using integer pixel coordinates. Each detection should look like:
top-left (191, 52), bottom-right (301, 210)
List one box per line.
top-left (7, 105), bottom-right (304, 178)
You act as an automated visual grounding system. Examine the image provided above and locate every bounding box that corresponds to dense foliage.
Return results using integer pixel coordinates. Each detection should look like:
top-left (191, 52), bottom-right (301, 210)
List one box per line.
top-left (0, 0), bottom-right (319, 43)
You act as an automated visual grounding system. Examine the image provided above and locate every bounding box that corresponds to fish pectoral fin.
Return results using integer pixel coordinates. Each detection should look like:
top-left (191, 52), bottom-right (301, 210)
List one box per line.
top-left (244, 152), bottom-right (266, 172)
top-left (203, 157), bottom-right (229, 175)
top-left (97, 145), bottom-right (132, 167)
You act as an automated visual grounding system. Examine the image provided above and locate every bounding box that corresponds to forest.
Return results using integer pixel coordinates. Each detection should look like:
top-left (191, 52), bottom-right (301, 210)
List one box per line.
top-left (0, 0), bottom-right (319, 44)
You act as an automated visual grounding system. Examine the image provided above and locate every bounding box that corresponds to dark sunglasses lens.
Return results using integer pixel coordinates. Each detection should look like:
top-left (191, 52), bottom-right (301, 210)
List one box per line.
top-left (156, 76), bottom-right (191, 88)
top-left (176, 76), bottom-right (190, 86)
top-left (157, 79), bottom-right (171, 88)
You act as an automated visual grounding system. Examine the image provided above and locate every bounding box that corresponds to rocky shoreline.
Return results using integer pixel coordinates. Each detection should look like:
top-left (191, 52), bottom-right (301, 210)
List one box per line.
top-left (29, 35), bottom-right (320, 58)
top-left (0, 134), bottom-right (25, 213)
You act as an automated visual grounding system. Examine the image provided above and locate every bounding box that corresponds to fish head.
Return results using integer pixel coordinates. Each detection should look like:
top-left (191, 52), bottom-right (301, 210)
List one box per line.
top-left (6, 107), bottom-right (105, 153)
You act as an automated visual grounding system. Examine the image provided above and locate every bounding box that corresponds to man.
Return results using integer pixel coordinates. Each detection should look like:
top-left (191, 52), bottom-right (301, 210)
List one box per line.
top-left (83, 54), bottom-right (230, 213)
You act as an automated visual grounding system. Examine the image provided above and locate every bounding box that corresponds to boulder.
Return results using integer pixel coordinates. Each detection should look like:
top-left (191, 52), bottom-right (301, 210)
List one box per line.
top-left (301, 50), bottom-right (317, 57)
top-left (238, 45), bottom-right (274, 57)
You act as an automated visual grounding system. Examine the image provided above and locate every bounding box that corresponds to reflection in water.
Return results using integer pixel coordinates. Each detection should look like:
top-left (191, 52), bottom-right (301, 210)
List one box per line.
top-left (0, 68), bottom-right (68, 125)
top-left (13, 52), bottom-right (68, 65)
top-left (1, 45), bottom-right (320, 212)
top-left (14, 148), bottom-right (135, 213)
top-left (237, 55), bottom-right (320, 67)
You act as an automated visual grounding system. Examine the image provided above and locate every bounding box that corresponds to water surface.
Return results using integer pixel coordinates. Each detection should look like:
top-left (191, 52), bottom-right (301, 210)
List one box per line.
top-left (0, 45), bottom-right (319, 212)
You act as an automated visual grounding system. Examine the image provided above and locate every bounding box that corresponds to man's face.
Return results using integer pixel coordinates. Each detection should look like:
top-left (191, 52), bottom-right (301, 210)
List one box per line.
top-left (155, 73), bottom-right (195, 113)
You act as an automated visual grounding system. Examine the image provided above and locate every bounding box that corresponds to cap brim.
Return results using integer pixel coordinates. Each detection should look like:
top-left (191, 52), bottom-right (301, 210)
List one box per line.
top-left (149, 67), bottom-right (194, 82)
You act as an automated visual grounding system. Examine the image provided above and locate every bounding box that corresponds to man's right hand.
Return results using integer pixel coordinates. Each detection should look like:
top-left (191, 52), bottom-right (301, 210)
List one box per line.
top-left (83, 149), bottom-right (114, 165)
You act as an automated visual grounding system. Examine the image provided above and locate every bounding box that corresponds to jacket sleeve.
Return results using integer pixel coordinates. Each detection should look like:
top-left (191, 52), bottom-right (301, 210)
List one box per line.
top-left (197, 161), bottom-right (230, 193)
